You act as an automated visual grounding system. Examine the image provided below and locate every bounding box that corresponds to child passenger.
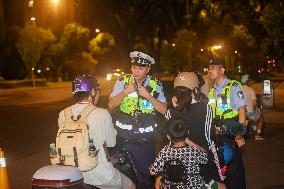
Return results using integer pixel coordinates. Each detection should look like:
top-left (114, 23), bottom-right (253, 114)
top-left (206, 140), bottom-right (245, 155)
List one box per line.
top-left (149, 117), bottom-right (208, 189)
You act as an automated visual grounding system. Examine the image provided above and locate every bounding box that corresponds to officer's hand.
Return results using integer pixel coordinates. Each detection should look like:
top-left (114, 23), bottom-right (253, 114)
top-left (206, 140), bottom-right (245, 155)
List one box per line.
top-left (138, 84), bottom-right (151, 99)
top-left (123, 82), bottom-right (136, 95)
top-left (235, 136), bottom-right (245, 148)
top-left (171, 96), bottom-right (178, 107)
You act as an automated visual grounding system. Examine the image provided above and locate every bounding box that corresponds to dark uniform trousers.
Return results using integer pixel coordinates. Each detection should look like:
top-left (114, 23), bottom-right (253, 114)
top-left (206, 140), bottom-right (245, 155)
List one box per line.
top-left (225, 145), bottom-right (246, 189)
top-left (124, 140), bottom-right (155, 189)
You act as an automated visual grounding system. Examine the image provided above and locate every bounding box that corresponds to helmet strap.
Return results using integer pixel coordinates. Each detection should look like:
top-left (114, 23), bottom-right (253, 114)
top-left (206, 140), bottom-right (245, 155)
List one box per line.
top-left (91, 94), bottom-right (96, 103)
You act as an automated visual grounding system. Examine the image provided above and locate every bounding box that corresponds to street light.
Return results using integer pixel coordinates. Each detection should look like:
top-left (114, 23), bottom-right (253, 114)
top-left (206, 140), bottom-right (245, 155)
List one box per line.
top-left (235, 50), bottom-right (238, 54)
top-left (28, 0), bottom-right (34, 7)
top-left (212, 45), bottom-right (222, 50)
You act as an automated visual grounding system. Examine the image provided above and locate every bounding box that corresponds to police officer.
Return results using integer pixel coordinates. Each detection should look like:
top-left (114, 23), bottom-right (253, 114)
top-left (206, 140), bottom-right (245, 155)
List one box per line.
top-left (108, 51), bottom-right (167, 189)
top-left (207, 58), bottom-right (247, 189)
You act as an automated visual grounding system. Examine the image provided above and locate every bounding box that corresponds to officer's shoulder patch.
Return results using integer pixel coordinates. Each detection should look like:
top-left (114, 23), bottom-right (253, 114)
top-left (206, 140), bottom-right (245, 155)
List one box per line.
top-left (237, 91), bottom-right (244, 99)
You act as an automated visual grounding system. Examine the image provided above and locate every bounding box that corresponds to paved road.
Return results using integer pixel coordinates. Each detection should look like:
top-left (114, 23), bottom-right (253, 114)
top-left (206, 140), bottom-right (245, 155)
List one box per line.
top-left (0, 83), bottom-right (284, 189)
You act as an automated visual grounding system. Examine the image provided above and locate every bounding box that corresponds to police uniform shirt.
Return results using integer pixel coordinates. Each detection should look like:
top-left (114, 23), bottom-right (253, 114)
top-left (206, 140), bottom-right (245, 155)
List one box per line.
top-left (212, 77), bottom-right (247, 111)
top-left (110, 75), bottom-right (166, 103)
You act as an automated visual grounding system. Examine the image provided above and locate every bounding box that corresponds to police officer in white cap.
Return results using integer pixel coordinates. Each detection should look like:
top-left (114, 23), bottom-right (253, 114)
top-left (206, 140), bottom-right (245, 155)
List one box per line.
top-left (108, 51), bottom-right (167, 189)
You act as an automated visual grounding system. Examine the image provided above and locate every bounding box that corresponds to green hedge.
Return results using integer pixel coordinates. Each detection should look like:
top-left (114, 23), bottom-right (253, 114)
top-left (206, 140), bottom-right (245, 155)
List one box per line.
top-left (0, 79), bottom-right (47, 89)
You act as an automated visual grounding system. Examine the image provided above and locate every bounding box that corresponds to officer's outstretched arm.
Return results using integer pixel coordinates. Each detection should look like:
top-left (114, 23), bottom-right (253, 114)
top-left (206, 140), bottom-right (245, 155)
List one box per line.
top-left (238, 106), bottom-right (246, 124)
top-left (235, 106), bottom-right (246, 148)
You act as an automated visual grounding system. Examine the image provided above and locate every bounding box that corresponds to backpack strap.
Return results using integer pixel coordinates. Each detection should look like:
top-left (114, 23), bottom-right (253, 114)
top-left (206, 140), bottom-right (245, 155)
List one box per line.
top-left (64, 107), bottom-right (74, 121)
top-left (80, 104), bottom-right (96, 121)
top-left (80, 104), bottom-right (96, 143)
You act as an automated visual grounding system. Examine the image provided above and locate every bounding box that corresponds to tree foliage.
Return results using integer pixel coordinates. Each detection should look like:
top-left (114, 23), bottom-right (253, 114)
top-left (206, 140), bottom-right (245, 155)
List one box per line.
top-left (47, 23), bottom-right (91, 78)
top-left (260, 1), bottom-right (284, 66)
top-left (89, 32), bottom-right (115, 57)
top-left (16, 23), bottom-right (56, 76)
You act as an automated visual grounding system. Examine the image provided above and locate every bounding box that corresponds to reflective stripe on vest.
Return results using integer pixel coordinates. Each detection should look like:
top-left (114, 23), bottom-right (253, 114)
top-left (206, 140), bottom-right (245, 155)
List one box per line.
top-left (208, 80), bottom-right (240, 120)
top-left (120, 74), bottom-right (158, 116)
top-left (115, 120), bottom-right (157, 133)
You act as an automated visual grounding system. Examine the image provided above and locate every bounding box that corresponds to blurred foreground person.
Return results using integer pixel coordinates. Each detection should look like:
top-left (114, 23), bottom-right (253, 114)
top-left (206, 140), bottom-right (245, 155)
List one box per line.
top-left (241, 74), bottom-right (265, 140)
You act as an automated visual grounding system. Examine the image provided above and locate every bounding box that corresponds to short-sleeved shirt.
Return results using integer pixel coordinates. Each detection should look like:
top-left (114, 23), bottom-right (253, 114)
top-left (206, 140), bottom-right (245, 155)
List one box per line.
top-left (149, 144), bottom-right (208, 188)
top-left (109, 74), bottom-right (166, 103)
top-left (242, 85), bottom-right (256, 113)
top-left (58, 104), bottom-right (132, 188)
top-left (211, 77), bottom-right (247, 111)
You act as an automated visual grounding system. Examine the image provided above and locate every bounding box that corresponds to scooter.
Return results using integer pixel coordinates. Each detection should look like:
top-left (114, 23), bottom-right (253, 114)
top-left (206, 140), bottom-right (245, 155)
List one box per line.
top-left (32, 147), bottom-right (137, 189)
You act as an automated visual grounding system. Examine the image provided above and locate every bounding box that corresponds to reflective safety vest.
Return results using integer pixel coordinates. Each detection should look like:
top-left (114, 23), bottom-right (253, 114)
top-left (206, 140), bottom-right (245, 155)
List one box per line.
top-left (208, 80), bottom-right (241, 121)
top-left (120, 74), bottom-right (158, 116)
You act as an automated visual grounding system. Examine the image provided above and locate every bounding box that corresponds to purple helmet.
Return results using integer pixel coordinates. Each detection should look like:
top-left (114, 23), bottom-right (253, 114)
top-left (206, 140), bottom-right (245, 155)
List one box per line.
top-left (72, 74), bottom-right (100, 94)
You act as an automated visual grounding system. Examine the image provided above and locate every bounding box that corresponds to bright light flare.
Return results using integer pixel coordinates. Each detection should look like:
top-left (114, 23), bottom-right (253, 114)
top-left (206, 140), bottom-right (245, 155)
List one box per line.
top-left (28, 0), bottom-right (34, 7)
top-left (30, 17), bottom-right (36, 21)
top-left (106, 74), bottom-right (112, 81)
top-left (213, 45), bottom-right (222, 50)
top-left (52, 0), bottom-right (59, 4)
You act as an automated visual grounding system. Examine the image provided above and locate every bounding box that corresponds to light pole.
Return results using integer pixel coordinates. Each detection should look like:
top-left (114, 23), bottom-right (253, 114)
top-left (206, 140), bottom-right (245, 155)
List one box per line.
top-left (32, 67), bottom-right (35, 87)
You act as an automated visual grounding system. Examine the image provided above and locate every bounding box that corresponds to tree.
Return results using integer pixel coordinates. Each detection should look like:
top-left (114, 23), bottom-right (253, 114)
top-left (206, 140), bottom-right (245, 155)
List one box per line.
top-left (161, 29), bottom-right (198, 73)
top-left (89, 32), bottom-right (115, 57)
top-left (0, 25), bottom-right (27, 80)
top-left (48, 23), bottom-right (91, 80)
top-left (16, 23), bottom-right (56, 77)
top-left (260, 1), bottom-right (284, 68)
top-left (65, 51), bottom-right (98, 77)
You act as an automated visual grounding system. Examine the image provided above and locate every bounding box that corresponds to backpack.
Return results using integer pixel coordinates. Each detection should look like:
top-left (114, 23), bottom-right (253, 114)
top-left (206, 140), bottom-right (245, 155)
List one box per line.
top-left (50, 104), bottom-right (98, 171)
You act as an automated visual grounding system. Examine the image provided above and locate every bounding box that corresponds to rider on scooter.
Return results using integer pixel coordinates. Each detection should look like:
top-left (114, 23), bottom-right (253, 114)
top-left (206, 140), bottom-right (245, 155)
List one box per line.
top-left (32, 74), bottom-right (136, 189)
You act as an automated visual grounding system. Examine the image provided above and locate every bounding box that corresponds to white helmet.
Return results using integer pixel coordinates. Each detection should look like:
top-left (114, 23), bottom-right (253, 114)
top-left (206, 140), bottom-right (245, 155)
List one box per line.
top-left (32, 165), bottom-right (84, 188)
